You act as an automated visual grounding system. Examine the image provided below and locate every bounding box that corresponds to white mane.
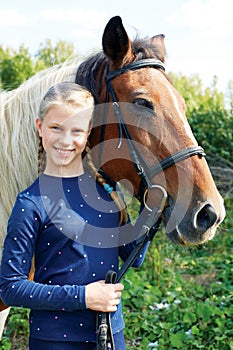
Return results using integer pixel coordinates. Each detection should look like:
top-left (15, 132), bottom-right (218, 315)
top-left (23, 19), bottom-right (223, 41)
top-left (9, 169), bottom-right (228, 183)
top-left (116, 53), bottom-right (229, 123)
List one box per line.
top-left (0, 56), bottom-right (82, 251)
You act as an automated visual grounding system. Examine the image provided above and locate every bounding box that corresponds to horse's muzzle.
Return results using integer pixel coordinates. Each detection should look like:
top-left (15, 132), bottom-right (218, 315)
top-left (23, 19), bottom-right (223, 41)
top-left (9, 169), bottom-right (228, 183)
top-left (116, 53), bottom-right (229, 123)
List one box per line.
top-left (163, 198), bottom-right (225, 246)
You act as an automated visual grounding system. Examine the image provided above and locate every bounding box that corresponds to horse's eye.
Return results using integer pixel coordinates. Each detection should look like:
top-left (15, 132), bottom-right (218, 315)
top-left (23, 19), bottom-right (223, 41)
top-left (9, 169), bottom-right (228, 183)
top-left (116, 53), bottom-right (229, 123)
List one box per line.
top-left (132, 98), bottom-right (154, 112)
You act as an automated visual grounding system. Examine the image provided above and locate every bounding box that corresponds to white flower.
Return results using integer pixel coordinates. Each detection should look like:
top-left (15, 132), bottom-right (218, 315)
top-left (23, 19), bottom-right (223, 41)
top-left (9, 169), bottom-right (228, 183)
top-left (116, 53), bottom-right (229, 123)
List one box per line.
top-left (185, 329), bottom-right (193, 338)
top-left (174, 299), bottom-right (181, 304)
top-left (155, 302), bottom-right (170, 310)
top-left (148, 340), bottom-right (159, 349)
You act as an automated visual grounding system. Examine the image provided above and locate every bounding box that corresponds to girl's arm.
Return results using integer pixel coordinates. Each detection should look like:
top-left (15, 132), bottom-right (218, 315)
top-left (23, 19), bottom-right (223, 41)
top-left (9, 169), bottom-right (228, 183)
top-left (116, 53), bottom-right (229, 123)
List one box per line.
top-left (0, 194), bottom-right (86, 311)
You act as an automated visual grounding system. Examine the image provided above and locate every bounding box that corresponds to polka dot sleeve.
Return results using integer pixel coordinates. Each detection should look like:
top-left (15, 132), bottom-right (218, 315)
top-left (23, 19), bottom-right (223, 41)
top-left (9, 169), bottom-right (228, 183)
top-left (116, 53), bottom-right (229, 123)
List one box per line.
top-left (0, 194), bottom-right (86, 311)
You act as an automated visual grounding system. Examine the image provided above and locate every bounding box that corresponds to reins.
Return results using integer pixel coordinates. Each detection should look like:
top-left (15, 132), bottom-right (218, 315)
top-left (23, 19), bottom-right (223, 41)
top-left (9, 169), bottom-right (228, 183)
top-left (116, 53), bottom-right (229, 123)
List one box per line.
top-left (97, 185), bottom-right (168, 350)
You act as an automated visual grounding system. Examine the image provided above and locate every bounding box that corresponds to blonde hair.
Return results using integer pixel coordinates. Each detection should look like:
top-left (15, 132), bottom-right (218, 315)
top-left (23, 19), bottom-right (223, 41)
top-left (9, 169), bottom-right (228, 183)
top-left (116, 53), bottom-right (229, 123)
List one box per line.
top-left (38, 82), bottom-right (128, 224)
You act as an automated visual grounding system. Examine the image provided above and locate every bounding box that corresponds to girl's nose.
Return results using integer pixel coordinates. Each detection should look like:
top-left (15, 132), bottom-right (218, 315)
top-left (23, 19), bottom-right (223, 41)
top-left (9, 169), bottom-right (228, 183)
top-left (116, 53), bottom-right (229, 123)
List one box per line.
top-left (59, 132), bottom-right (74, 145)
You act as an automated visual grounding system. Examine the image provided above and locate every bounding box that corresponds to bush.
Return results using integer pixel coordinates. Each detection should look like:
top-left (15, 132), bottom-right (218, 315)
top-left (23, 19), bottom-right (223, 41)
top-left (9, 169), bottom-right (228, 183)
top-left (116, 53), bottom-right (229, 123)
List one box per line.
top-left (188, 107), bottom-right (233, 164)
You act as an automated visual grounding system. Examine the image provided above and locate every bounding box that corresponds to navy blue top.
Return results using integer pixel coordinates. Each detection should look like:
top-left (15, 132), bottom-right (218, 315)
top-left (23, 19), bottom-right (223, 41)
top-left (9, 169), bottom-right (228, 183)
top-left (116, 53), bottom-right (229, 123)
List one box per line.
top-left (0, 172), bottom-right (149, 342)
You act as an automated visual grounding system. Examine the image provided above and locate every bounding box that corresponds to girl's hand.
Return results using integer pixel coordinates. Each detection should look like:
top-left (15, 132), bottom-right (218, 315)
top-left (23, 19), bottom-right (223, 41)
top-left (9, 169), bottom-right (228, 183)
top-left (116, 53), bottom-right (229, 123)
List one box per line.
top-left (85, 280), bottom-right (124, 312)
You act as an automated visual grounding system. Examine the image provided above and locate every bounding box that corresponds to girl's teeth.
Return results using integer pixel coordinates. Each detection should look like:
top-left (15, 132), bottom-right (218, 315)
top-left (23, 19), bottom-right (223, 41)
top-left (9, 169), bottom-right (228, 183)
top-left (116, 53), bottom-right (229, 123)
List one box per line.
top-left (57, 149), bottom-right (72, 154)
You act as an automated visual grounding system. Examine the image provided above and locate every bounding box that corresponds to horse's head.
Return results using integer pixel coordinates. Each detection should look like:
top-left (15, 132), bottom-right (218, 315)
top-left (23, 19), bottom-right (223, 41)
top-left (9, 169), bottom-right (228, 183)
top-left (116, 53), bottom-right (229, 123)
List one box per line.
top-left (84, 16), bottom-right (225, 246)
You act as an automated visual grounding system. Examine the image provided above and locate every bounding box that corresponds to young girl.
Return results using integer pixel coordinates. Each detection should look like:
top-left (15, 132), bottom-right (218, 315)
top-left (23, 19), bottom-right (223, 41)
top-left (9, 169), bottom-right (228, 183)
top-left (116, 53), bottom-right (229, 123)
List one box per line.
top-left (0, 82), bottom-right (149, 350)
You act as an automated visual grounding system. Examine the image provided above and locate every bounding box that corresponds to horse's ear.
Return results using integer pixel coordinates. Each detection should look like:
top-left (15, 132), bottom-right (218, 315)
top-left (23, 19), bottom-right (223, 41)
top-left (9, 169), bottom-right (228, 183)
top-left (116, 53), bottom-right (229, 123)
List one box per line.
top-left (150, 34), bottom-right (166, 63)
top-left (102, 16), bottom-right (134, 68)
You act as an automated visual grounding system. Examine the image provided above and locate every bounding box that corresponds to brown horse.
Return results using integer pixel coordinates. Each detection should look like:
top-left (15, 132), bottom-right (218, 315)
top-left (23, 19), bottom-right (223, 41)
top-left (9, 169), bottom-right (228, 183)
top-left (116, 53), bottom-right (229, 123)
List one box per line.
top-left (76, 15), bottom-right (225, 245)
top-left (0, 15), bottom-right (225, 329)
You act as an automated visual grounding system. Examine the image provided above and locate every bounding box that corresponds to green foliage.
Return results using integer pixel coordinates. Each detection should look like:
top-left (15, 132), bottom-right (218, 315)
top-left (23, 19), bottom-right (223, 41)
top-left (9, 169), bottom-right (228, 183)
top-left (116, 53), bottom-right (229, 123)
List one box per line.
top-left (0, 308), bottom-right (29, 349)
top-left (188, 106), bottom-right (233, 163)
top-left (170, 72), bottom-right (233, 164)
top-left (0, 40), bottom-right (77, 90)
top-left (35, 39), bottom-right (76, 70)
top-left (0, 45), bottom-right (35, 90)
top-left (169, 72), bottom-right (226, 112)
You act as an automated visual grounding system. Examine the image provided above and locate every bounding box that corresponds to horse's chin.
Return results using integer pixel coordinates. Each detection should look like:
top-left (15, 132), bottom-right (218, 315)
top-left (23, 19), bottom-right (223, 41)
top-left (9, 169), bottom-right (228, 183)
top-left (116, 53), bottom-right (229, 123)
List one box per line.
top-left (166, 227), bottom-right (189, 246)
top-left (165, 225), bottom-right (217, 246)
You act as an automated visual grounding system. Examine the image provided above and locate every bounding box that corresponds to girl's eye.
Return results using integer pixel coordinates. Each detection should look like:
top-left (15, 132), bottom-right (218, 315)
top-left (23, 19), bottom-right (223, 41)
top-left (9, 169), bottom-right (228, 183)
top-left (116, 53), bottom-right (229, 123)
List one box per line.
top-left (51, 126), bottom-right (62, 131)
top-left (73, 130), bottom-right (85, 136)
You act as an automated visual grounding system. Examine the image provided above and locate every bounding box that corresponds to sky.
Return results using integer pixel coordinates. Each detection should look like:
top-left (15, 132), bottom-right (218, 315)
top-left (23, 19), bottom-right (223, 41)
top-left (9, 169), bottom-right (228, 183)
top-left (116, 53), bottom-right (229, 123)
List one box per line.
top-left (0, 0), bottom-right (232, 94)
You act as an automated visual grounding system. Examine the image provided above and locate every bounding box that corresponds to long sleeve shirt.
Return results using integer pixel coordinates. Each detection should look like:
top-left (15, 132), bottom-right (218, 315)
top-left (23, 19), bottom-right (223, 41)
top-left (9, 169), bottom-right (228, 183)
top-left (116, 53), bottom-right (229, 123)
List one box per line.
top-left (0, 172), bottom-right (149, 342)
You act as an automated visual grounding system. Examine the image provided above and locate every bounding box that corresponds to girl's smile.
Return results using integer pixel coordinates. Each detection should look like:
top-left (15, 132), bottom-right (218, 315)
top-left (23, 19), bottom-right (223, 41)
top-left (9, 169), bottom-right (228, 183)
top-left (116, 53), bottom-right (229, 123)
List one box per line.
top-left (54, 147), bottom-right (75, 157)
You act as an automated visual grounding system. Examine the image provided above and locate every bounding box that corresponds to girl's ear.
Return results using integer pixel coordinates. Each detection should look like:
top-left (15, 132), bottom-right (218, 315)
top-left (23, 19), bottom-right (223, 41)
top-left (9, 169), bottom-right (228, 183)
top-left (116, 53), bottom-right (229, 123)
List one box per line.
top-left (36, 118), bottom-right (42, 137)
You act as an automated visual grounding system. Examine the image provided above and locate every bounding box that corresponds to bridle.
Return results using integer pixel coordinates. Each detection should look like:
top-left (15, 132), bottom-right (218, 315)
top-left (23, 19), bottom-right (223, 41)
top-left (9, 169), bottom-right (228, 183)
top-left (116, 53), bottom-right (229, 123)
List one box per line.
top-left (99, 58), bottom-right (205, 204)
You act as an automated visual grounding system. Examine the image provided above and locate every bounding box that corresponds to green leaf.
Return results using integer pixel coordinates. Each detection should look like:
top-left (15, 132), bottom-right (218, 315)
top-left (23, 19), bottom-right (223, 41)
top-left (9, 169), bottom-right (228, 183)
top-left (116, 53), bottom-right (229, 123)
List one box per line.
top-left (183, 312), bottom-right (197, 324)
top-left (169, 332), bottom-right (186, 348)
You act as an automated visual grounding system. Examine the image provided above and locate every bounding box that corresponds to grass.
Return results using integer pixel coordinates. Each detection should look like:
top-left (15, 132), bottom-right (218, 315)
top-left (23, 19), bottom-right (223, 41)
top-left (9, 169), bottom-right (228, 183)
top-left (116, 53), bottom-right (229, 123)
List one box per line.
top-left (1, 199), bottom-right (232, 349)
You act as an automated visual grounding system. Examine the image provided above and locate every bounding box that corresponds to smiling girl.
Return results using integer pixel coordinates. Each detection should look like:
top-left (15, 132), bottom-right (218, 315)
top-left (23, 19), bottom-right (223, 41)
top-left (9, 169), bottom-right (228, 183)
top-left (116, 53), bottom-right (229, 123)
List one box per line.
top-left (0, 82), bottom-right (148, 350)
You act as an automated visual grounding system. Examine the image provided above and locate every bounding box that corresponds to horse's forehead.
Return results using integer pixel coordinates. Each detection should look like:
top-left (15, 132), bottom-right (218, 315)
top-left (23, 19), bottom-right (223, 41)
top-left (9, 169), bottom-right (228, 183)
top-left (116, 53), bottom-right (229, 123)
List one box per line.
top-left (114, 69), bottom-right (174, 98)
top-left (112, 69), bottom-right (185, 111)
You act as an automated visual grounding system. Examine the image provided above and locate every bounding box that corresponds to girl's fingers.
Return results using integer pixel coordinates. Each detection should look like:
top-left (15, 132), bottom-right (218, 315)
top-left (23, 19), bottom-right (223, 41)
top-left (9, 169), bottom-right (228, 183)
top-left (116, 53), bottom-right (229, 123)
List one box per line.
top-left (113, 283), bottom-right (124, 291)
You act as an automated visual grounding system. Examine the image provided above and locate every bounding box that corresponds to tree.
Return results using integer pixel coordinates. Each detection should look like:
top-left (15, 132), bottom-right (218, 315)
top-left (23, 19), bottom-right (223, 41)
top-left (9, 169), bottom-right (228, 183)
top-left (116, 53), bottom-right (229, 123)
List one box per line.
top-left (170, 72), bottom-right (233, 163)
top-left (35, 39), bottom-right (76, 70)
top-left (169, 72), bottom-right (225, 113)
top-left (226, 80), bottom-right (233, 112)
top-left (0, 45), bottom-right (35, 90)
top-left (0, 40), bottom-right (77, 90)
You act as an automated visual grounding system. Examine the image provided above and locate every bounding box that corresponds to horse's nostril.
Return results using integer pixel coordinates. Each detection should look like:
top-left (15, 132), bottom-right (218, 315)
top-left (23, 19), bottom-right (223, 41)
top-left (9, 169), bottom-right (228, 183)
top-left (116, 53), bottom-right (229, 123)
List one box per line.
top-left (195, 204), bottom-right (218, 233)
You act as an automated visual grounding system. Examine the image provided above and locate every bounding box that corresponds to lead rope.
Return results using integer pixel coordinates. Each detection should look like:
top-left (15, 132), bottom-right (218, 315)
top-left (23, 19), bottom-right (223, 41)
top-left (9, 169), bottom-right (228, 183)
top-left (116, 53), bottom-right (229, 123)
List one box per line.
top-left (96, 185), bottom-right (168, 349)
top-left (96, 271), bottom-right (117, 350)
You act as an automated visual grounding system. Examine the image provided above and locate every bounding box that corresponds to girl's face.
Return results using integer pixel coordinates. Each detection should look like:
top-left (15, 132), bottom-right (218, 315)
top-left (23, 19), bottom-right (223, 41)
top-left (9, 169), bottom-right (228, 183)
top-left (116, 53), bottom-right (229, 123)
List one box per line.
top-left (36, 104), bottom-right (91, 177)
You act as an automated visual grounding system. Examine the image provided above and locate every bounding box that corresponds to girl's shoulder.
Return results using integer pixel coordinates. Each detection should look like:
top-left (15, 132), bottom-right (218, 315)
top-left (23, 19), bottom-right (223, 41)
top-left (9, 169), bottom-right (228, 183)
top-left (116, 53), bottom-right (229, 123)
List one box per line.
top-left (17, 177), bottom-right (41, 199)
top-left (14, 177), bottom-right (43, 212)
